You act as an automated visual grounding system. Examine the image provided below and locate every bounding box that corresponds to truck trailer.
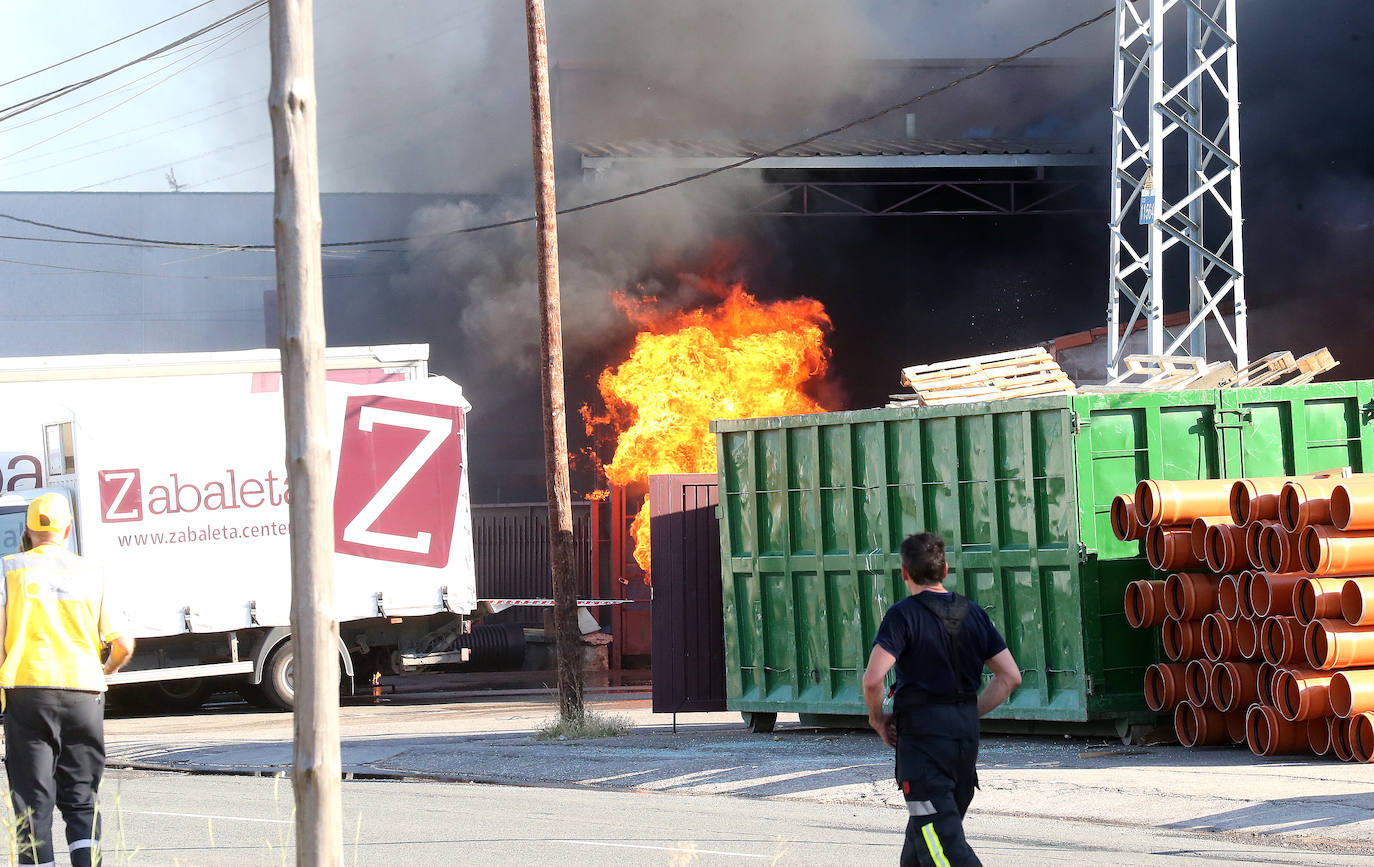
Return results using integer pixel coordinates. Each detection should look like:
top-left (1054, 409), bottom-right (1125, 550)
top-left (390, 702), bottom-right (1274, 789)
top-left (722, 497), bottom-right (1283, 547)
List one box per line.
top-left (0, 345), bottom-right (477, 711)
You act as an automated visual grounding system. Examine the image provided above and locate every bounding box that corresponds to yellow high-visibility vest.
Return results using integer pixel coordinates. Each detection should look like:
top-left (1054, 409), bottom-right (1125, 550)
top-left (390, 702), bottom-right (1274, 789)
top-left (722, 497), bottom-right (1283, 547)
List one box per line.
top-left (0, 544), bottom-right (123, 692)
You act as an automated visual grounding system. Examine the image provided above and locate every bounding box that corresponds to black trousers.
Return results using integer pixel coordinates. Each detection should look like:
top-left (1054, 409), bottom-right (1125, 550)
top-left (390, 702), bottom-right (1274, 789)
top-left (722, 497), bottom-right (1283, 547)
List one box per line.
top-left (3, 688), bottom-right (106, 867)
top-left (896, 705), bottom-right (982, 867)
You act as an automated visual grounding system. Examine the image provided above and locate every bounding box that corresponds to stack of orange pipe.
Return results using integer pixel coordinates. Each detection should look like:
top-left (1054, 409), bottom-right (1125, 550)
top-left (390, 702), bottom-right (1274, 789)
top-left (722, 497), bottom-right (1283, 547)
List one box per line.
top-left (1118, 470), bottom-right (1374, 760)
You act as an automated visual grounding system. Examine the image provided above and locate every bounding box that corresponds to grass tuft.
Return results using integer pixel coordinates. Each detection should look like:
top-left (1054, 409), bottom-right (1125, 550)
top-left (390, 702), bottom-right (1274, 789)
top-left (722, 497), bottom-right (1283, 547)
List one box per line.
top-left (533, 710), bottom-right (633, 741)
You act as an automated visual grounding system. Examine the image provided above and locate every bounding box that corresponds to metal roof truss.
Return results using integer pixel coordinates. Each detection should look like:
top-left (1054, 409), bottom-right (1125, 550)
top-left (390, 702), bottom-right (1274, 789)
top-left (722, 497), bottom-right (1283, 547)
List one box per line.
top-left (738, 176), bottom-right (1092, 217)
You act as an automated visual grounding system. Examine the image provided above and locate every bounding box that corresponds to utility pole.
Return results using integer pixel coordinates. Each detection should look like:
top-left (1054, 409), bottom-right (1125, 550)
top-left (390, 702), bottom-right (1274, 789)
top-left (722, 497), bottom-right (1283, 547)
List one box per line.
top-left (269, 0), bottom-right (342, 863)
top-left (524, 0), bottom-right (584, 722)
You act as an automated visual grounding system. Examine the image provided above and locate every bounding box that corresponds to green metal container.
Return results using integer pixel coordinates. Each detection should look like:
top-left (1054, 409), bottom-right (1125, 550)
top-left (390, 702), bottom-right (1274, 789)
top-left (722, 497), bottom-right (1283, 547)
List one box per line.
top-left (711, 380), bottom-right (1374, 729)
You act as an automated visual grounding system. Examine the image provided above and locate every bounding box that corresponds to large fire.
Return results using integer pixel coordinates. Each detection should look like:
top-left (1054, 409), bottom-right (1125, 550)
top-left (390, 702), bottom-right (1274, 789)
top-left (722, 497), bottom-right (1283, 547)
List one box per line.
top-left (587, 279), bottom-right (833, 575)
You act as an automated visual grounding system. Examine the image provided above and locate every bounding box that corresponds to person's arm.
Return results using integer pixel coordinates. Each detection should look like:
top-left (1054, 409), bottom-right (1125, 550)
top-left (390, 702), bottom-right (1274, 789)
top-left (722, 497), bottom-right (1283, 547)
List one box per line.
top-left (103, 635), bottom-right (134, 676)
top-left (862, 645), bottom-right (898, 747)
top-left (977, 648), bottom-right (1022, 717)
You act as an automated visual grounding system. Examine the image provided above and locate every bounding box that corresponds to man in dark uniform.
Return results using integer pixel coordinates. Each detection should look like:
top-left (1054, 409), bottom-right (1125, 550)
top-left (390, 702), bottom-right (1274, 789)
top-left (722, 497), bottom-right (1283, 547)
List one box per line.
top-left (863, 532), bottom-right (1021, 867)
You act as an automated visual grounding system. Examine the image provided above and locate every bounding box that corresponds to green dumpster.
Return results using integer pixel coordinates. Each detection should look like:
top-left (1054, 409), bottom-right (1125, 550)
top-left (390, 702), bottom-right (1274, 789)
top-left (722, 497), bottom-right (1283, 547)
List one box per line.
top-left (711, 380), bottom-right (1374, 732)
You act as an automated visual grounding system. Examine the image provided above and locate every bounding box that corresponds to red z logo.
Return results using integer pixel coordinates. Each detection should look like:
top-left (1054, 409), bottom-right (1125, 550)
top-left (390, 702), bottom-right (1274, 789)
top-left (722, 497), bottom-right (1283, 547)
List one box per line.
top-left (99, 469), bottom-right (143, 523)
top-left (333, 395), bottom-right (463, 567)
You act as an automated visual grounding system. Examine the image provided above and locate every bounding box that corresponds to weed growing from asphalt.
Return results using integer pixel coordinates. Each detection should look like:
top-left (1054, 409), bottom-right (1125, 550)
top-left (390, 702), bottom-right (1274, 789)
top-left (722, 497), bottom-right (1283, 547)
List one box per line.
top-left (533, 710), bottom-right (633, 741)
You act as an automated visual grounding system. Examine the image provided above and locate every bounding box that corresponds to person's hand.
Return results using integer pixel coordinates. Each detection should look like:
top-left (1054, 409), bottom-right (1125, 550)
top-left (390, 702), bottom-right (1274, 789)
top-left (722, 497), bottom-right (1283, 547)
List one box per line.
top-left (869, 712), bottom-right (896, 748)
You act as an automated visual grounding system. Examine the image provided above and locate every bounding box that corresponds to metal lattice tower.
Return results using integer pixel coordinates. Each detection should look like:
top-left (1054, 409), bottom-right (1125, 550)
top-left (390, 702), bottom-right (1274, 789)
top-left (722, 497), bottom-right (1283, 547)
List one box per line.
top-left (1107, 0), bottom-right (1247, 375)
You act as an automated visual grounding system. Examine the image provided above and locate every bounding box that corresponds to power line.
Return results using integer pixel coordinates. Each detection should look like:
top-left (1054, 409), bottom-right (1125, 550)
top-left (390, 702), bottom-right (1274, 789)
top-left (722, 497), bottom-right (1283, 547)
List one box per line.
top-left (0, 1), bottom-right (483, 182)
top-left (0, 13), bottom-right (263, 137)
top-left (0, 254), bottom-right (276, 280)
top-left (0, 0), bottom-right (268, 124)
top-left (0, 4), bottom-right (1121, 253)
top-left (0, 14), bottom-right (267, 165)
top-left (0, 0), bottom-right (223, 90)
top-left (72, 133), bottom-right (264, 192)
top-left (0, 95), bottom-right (261, 182)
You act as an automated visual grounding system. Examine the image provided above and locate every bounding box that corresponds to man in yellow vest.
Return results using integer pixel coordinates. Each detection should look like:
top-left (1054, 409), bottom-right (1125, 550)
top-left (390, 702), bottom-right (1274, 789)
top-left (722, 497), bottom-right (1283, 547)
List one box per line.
top-left (0, 492), bottom-right (134, 867)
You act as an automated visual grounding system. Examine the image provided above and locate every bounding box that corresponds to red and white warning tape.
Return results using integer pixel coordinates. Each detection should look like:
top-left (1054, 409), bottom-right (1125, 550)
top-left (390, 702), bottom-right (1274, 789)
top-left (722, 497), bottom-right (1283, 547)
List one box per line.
top-left (478, 598), bottom-right (636, 607)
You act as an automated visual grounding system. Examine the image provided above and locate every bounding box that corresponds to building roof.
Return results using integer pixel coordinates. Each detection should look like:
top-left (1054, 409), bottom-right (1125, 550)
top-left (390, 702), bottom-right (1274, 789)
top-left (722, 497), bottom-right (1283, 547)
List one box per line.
top-left (575, 137), bottom-right (1100, 171)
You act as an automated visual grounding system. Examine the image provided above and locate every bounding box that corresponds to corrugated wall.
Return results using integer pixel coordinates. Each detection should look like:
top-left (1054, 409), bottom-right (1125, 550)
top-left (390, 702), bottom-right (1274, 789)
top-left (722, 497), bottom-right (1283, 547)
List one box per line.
top-left (471, 502), bottom-right (596, 601)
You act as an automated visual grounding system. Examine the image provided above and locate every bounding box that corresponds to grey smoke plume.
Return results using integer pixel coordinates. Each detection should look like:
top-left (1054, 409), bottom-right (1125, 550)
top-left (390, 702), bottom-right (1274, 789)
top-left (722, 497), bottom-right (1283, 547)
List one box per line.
top-left (392, 173), bottom-right (767, 374)
top-left (376, 1), bottom-right (1118, 381)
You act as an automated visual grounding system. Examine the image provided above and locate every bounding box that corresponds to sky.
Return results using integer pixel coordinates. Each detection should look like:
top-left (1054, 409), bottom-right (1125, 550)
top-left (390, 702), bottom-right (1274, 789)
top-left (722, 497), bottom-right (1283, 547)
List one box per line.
top-left (0, 0), bottom-right (1107, 194)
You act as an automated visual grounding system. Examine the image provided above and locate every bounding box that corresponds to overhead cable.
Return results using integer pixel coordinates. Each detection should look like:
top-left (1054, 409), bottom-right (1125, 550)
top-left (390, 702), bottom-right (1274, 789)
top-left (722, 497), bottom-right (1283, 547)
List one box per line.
top-left (0, 3), bottom-right (1122, 253)
top-left (0, 0), bottom-right (222, 90)
top-left (0, 0), bottom-right (268, 124)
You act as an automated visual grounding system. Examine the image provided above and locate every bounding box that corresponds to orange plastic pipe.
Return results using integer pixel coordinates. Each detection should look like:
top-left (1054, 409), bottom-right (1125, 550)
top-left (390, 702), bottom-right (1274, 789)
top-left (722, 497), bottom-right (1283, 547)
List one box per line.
top-left (1201, 613), bottom-right (1240, 663)
top-left (1306, 716), bottom-right (1332, 756)
top-left (1211, 661), bottom-right (1260, 713)
top-left (1230, 477), bottom-right (1293, 526)
top-left (1162, 616), bottom-right (1206, 662)
top-left (1184, 658), bottom-right (1215, 706)
top-left (1339, 576), bottom-right (1374, 627)
top-left (1331, 482), bottom-right (1374, 532)
top-left (1224, 710), bottom-right (1249, 745)
top-left (1304, 619), bottom-right (1374, 670)
top-left (1268, 525), bottom-right (1304, 575)
top-left (1235, 616), bottom-right (1260, 660)
top-left (1245, 702), bottom-right (1311, 756)
top-left (1256, 661), bottom-right (1278, 706)
top-left (1273, 668), bottom-right (1335, 722)
top-left (1260, 616), bottom-right (1305, 667)
top-left (1146, 526), bottom-right (1205, 572)
top-left (1237, 571), bottom-right (1259, 619)
top-left (1280, 478), bottom-right (1345, 533)
top-left (1123, 579), bottom-right (1168, 629)
top-left (1190, 516), bottom-right (1231, 561)
top-left (1245, 521), bottom-right (1277, 571)
top-left (1328, 668), bottom-right (1374, 717)
top-left (1143, 662), bottom-right (1189, 712)
top-left (1218, 574), bottom-right (1242, 619)
top-left (1349, 712), bottom-right (1374, 763)
top-left (1110, 495), bottom-right (1145, 542)
top-left (1299, 526), bottom-right (1374, 576)
top-left (1330, 714), bottom-right (1355, 761)
top-left (1205, 524), bottom-right (1248, 574)
top-left (1294, 576), bottom-right (1347, 625)
top-left (1165, 572), bottom-right (1221, 621)
top-left (1175, 700), bottom-right (1230, 747)
top-left (1250, 572), bottom-right (1304, 619)
top-left (1137, 478), bottom-right (1237, 527)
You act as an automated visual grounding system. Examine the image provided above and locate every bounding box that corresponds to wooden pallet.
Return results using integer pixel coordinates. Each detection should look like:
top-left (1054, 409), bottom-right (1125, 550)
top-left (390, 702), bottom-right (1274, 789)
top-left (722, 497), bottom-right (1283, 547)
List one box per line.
top-left (1080, 347), bottom-right (1337, 394)
top-left (1275, 347), bottom-right (1339, 386)
top-left (1220, 347), bottom-right (1339, 387)
top-left (1104, 355), bottom-right (1213, 389)
top-left (891, 347), bottom-right (1075, 407)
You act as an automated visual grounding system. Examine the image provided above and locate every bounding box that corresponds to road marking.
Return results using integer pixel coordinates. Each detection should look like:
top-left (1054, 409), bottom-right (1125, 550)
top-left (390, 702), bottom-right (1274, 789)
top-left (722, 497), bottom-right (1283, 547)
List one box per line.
top-left (122, 810), bottom-right (292, 825)
top-left (560, 840), bottom-right (771, 859)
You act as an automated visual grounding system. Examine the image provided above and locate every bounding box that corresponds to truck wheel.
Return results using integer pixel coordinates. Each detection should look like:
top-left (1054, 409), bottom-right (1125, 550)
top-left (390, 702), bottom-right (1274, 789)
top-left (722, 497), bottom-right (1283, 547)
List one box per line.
top-left (261, 643), bottom-right (296, 711)
top-left (236, 680), bottom-right (278, 710)
top-left (147, 678), bottom-right (213, 713)
top-left (743, 712), bottom-right (777, 734)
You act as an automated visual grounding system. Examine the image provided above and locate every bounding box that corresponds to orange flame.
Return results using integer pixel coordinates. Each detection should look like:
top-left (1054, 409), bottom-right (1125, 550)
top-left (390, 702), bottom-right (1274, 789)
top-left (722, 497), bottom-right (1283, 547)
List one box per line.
top-left (587, 279), bottom-right (833, 575)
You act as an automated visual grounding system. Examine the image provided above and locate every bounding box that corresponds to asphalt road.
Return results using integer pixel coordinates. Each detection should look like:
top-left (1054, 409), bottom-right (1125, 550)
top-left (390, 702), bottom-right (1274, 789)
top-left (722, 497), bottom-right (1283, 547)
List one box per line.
top-left (33, 769), bottom-right (1374, 866)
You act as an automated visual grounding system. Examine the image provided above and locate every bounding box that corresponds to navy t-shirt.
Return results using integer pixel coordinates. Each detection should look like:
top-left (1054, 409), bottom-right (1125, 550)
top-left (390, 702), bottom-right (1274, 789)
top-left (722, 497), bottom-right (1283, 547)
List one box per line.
top-left (873, 590), bottom-right (1008, 698)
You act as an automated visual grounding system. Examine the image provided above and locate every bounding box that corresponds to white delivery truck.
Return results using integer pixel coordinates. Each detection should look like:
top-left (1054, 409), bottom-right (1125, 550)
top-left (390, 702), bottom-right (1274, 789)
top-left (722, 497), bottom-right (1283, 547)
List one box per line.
top-left (0, 345), bottom-right (477, 711)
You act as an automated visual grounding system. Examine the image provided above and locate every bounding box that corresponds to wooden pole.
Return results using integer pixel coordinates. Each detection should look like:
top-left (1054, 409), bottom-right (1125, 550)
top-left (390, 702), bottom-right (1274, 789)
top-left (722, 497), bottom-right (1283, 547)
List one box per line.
top-left (268, 1), bottom-right (342, 863)
top-left (524, 0), bottom-right (584, 722)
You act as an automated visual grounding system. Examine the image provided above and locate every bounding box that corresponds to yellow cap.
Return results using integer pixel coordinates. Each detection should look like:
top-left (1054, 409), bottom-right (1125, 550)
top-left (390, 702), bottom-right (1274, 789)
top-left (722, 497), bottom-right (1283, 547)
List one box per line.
top-left (26, 492), bottom-right (73, 534)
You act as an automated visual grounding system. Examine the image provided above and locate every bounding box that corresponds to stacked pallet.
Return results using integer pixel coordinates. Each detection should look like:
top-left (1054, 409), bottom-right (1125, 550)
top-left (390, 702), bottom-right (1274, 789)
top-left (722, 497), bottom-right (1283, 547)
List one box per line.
top-left (1095, 347), bottom-right (1339, 392)
top-left (889, 347), bottom-right (1075, 408)
top-left (1117, 471), bottom-right (1374, 760)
